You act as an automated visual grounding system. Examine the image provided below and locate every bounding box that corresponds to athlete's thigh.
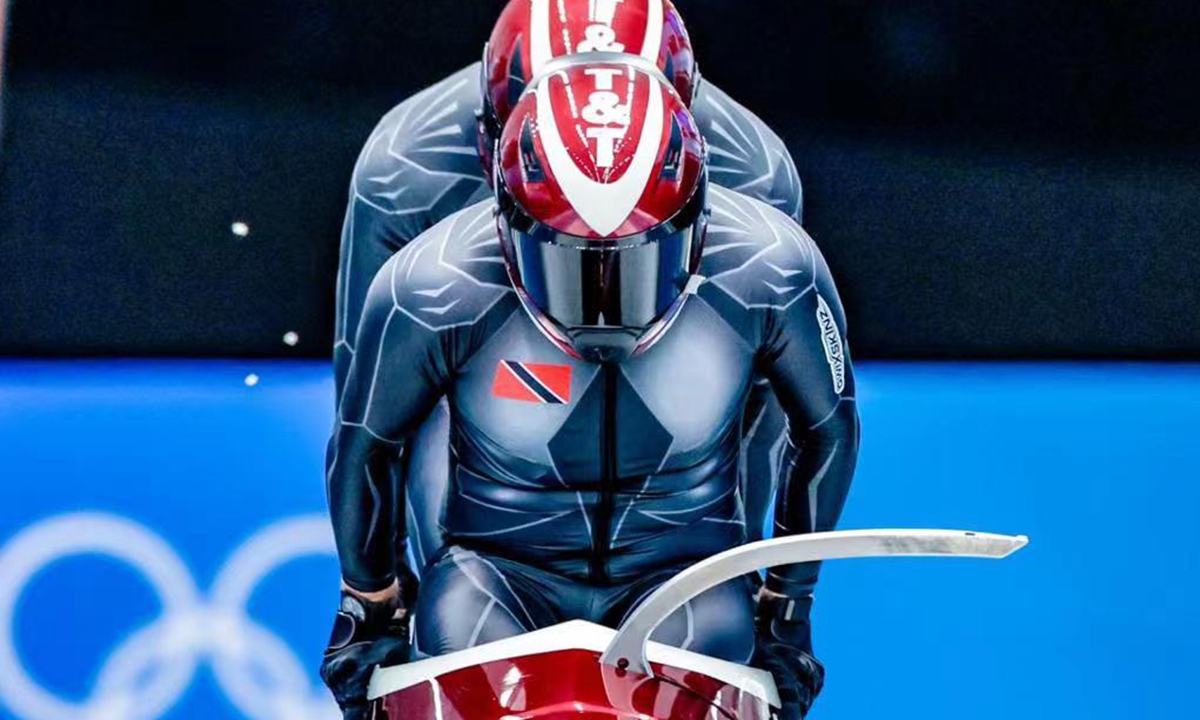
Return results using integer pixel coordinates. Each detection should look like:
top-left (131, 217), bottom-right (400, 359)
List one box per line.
top-left (613, 572), bottom-right (757, 664)
top-left (411, 546), bottom-right (558, 659)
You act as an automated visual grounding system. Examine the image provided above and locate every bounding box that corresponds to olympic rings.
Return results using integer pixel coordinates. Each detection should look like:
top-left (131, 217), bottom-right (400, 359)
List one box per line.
top-left (0, 512), bottom-right (341, 720)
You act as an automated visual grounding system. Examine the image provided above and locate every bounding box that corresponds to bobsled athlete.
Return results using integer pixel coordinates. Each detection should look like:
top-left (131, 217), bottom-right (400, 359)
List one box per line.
top-left (333, 0), bottom-right (803, 583)
top-left (321, 62), bottom-right (858, 720)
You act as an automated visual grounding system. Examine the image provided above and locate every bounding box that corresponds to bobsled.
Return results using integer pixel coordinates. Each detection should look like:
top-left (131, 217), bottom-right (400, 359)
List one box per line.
top-left (368, 529), bottom-right (1028, 719)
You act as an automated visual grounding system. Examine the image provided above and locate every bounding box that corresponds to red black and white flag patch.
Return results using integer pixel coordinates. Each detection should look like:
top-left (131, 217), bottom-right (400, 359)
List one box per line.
top-left (491, 361), bottom-right (572, 404)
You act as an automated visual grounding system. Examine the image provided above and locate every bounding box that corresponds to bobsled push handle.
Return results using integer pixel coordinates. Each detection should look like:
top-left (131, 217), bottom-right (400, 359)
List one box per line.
top-left (600, 529), bottom-right (1028, 676)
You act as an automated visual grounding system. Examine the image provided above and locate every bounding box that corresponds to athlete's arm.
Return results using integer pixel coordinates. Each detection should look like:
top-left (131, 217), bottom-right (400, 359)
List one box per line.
top-left (322, 252), bottom-right (453, 716)
top-left (694, 81), bottom-right (807, 546)
top-left (752, 222), bottom-right (858, 718)
top-left (740, 379), bottom-right (791, 542)
top-left (759, 229), bottom-right (859, 629)
top-left (327, 254), bottom-right (455, 594)
top-left (693, 81), bottom-right (804, 223)
top-left (333, 64), bottom-right (489, 397)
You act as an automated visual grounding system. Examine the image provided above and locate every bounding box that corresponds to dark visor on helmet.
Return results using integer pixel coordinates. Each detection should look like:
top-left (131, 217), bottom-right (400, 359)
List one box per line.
top-left (500, 177), bottom-right (707, 331)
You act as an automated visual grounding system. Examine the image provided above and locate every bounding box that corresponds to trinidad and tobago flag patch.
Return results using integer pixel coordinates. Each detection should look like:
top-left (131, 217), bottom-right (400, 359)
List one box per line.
top-left (492, 361), bottom-right (572, 405)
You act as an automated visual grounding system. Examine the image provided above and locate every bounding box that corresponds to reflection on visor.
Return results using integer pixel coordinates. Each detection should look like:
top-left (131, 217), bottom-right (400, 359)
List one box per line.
top-left (512, 228), bottom-right (697, 329)
top-left (499, 172), bottom-right (708, 335)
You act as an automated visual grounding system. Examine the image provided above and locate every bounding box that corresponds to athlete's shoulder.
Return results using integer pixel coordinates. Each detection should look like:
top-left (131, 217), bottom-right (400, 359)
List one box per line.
top-left (370, 201), bottom-right (513, 332)
top-left (351, 64), bottom-right (490, 222)
top-left (700, 187), bottom-right (823, 312)
top-left (692, 81), bottom-right (803, 222)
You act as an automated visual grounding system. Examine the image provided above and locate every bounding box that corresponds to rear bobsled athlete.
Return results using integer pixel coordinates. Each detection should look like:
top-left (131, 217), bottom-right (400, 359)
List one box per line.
top-left (333, 0), bottom-right (804, 583)
top-left (321, 62), bottom-right (859, 720)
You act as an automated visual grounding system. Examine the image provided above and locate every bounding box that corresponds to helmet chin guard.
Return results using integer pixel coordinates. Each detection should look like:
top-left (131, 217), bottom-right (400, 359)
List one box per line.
top-left (560, 327), bottom-right (641, 364)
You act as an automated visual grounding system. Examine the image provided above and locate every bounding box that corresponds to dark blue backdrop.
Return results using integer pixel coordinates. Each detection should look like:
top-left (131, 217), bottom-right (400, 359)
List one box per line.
top-left (0, 360), bottom-right (1195, 719)
top-left (4, 0), bottom-right (1199, 360)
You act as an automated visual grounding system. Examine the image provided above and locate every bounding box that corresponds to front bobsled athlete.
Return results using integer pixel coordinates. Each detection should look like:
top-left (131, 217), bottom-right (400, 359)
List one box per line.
top-left (321, 61), bottom-right (858, 720)
top-left (334, 0), bottom-right (803, 580)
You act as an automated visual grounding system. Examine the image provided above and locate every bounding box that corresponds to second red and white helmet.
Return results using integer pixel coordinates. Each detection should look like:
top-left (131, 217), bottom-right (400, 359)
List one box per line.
top-left (478, 0), bottom-right (698, 175)
top-left (495, 60), bottom-right (709, 363)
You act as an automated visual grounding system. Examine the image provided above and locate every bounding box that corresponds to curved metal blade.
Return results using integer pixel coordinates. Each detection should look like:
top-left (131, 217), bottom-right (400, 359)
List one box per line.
top-left (600, 529), bottom-right (1029, 676)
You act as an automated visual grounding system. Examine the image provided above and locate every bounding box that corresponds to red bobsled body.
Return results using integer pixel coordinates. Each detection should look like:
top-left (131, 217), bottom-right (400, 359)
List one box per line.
top-left (368, 620), bottom-right (777, 719)
top-left (367, 529), bottom-right (1029, 719)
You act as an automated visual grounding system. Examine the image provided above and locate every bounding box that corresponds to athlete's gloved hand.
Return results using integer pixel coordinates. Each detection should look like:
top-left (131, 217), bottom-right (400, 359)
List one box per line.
top-left (752, 586), bottom-right (825, 720)
top-left (320, 588), bottom-right (410, 720)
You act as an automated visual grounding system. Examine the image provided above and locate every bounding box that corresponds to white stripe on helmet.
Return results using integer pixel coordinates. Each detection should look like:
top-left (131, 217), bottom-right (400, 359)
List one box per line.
top-left (535, 68), bottom-right (665, 236)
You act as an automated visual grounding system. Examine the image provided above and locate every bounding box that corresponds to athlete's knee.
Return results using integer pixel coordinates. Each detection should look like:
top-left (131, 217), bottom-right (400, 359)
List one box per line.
top-left (411, 547), bottom-right (543, 658)
top-left (650, 575), bottom-right (757, 663)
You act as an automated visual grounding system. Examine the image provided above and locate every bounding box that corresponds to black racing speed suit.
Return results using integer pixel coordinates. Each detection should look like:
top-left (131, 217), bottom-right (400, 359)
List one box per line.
top-left (328, 187), bottom-right (859, 665)
top-left (333, 65), bottom-right (805, 580)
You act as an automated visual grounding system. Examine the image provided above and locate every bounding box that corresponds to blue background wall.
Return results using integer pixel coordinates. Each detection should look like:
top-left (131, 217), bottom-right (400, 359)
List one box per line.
top-left (0, 360), bottom-right (1195, 719)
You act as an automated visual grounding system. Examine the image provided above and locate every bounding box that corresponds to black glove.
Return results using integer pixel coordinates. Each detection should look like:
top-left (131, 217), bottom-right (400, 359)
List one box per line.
top-left (320, 590), bottom-right (410, 720)
top-left (752, 588), bottom-right (825, 720)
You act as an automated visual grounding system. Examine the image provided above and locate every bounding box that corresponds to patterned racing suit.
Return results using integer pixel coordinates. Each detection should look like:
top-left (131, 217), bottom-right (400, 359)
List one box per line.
top-left (327, 187), bottom-right (859, 662)
top-left (334, 64), bottom-right (806, 576)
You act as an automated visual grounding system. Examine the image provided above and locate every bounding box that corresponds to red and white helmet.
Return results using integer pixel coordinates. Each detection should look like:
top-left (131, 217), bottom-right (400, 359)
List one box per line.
top-left (495, 60), bottom-right (709, 363)
top-left (478, 0), bottom-right (698, 177)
